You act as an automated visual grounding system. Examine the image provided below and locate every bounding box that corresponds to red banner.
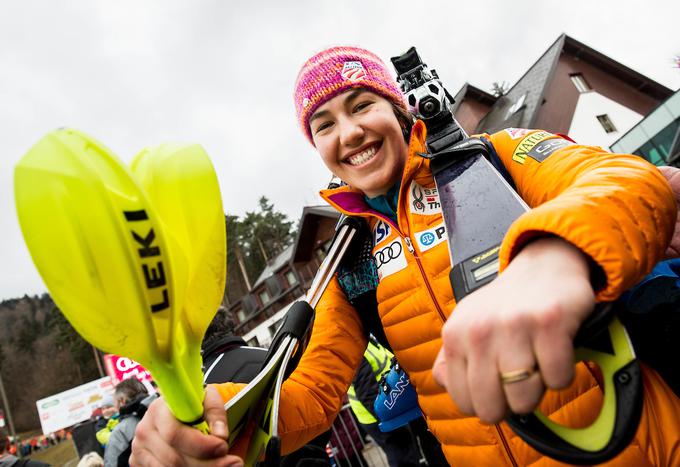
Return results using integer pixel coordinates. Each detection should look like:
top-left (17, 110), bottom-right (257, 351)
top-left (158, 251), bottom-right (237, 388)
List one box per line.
top-left (103, 354), bottom-right (157, 394)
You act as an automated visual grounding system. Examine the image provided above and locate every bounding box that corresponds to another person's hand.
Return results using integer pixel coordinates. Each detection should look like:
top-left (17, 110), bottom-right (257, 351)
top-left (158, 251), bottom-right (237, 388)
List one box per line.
top-left (658, 166), bottom-right (680, 259)
top-left (130, 385), bottom-right (243, 466)
top-left (432, 237), bottom-right (595, 424)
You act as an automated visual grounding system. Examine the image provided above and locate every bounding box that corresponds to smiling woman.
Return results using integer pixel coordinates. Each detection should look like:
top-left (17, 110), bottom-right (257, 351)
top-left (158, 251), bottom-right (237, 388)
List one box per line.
top-left (130, 45), bottom-right (680, 467)
top-left (309, 89), bottom-right (408, 198)
top-left (294, 47), bottom-right (417, 199)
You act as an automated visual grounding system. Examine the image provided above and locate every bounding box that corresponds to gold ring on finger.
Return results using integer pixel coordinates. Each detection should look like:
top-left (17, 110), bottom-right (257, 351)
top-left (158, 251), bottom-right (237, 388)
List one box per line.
top-left (500, 365), bottom-right (538, 384)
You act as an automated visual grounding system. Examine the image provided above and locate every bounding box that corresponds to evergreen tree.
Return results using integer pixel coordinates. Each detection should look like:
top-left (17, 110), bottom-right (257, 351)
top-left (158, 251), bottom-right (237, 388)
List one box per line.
top-left (236, 197), bottom-right (294, 280)
top-left (223, 198), bottom-right (294, 304)
top-left (50, 305), bottom-right (98, 382)
top-left (225, 214), bottom-right (250, 303)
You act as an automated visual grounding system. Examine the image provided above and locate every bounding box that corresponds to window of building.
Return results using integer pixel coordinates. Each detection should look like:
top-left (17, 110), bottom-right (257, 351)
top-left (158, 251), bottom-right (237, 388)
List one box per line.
top-left (259, 289), bottom-right (271, 305)
top-left (284, 270), bottom-right (298, 287)
top-left (569, 73), bottom-right (591, 93)
top-left (636, 118), bottom-right (680, 166)
top-left (596, 114), bottom-right (617, 133)
top-left (236, 309), bottom-right (246, 322)
top-left (505, 93), bottom-right (526, 118)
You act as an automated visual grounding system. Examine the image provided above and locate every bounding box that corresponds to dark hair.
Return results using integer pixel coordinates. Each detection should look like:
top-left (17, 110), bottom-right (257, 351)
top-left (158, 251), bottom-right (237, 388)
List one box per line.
top-left (202, 307), bottom-right (236, 352)
top-left (392, 104), bottom-right (414, 142)
top-left (114, 378), bottom-right (148, 404)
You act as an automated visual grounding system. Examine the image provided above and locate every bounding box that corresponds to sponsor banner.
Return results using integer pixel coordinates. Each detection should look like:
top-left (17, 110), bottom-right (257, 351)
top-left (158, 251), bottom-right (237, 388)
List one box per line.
top-left (373, 239), bottom-right (407, 281)
top-left (103, 354), bottom-right (156, 394)
top-left (35, 376), bottom-right (114, 435)
top-left (410, 183), bottom-right (441, 215)
top-left (415, 223), bottom-right (448, 252)
top-left (373, 220), bottom-right (393, 247)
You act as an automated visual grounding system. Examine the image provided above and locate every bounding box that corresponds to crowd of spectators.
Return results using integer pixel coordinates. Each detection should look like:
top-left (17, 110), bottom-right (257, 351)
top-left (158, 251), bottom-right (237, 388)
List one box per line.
top-left (1, 430), bottom-right (60, 467)
top-left (2, 376), bottom-right (152, 467)
top-left (2, 430), bottom-right (68, 457)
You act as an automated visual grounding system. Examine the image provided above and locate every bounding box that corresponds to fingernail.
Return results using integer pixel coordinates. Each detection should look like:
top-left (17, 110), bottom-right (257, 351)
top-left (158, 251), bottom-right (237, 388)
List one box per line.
top-left (227, 458), bottom-right (244, 467)
top-left (212, 420), bottom-right (227, 437)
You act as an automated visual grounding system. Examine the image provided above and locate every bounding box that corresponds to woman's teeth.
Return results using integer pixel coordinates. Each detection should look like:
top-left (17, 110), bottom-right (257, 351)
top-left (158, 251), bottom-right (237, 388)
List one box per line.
top-left (347, 146), bottom-right (377, 166)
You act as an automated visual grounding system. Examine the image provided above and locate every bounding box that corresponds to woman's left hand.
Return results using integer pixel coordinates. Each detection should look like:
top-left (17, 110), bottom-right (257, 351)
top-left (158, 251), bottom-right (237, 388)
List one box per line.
top-left (432, 237), bottom-right (596, 424)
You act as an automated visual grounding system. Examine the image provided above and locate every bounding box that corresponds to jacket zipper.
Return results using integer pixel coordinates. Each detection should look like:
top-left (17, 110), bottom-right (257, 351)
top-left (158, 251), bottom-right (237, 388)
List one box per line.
top-left (407, 235), bottom-right (519, 465)
top-left (406, 233), bottom-right (518, 466)
top-left (402, 236), bottom-right (447, 323)
top-left (495, 424), bottom-right (519, 467)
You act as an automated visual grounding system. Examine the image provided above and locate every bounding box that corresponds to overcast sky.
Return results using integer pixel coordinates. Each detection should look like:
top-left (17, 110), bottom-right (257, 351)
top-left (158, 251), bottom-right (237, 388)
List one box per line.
top-left (1, 0), bottom-right (678, 300)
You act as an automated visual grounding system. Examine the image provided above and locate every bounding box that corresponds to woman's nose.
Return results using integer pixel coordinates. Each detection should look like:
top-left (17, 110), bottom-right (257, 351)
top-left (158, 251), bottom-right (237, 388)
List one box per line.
top-left (338, 118), bottom-right (364, 147)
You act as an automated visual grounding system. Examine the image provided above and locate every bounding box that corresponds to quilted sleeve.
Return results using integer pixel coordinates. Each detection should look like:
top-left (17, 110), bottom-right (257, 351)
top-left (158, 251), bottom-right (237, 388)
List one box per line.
top-left (487, 128), bottom-right (676, 301)
top-left (215, 277), bottom-right (366, 454)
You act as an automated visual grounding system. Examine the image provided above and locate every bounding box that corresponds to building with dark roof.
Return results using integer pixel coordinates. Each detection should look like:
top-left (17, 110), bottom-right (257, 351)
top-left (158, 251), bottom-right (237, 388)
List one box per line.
top-left (450, 83), bottom-right (497, 135)
top-left (230, 206), bottom-right (340, 346)
top-left (454, 34), bottom-right (673, 151)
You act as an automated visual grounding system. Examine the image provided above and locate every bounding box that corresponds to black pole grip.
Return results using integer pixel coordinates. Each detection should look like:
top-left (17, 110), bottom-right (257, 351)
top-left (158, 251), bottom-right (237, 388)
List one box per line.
top-left (505, 303), bottom-right (643, 464)
top-left (276, 300), bottom-right (314, 341)
top-left (261, 300), bottom-right (314, 378)
top-left (506, 360), bottom-right (642, 465)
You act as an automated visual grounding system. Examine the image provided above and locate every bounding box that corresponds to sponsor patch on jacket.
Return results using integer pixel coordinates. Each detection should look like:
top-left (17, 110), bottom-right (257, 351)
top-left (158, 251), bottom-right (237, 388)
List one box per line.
top-left (415, 223), bottom-right (448, 252)
top-left (511, 131), bottom-right (555, 165)
top-left (373, 220), bottom-right (393, 246)
top-left (526, 137), bottom-right (573, 162)
top-left (410, 182), bottom-right (441, 215)
top-left (373, 239), bottom-right (407, 281)
top-left (504, 128), bottom-right (533, 140)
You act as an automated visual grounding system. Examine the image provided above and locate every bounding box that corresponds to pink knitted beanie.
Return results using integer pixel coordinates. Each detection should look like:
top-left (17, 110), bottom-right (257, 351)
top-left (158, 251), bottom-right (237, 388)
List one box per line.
top-left (294, 46), bottom-right (407, 144)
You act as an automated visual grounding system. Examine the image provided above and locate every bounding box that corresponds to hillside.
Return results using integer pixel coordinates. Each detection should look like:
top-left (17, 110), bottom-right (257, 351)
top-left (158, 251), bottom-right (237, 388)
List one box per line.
top-left (0, 294), bottom-right (100, 432)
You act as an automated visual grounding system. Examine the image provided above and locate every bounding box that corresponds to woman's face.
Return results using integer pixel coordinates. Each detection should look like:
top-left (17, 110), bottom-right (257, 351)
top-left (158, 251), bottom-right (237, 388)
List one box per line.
top-left (310, 89), bottom-right (408, 198)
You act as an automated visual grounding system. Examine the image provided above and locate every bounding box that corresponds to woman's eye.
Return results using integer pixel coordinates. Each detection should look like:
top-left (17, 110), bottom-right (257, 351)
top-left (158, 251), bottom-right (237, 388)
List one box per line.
top-left (353, 101), bottom-right (372, 113)
top-left (315, 121), bottom-right (332, 133)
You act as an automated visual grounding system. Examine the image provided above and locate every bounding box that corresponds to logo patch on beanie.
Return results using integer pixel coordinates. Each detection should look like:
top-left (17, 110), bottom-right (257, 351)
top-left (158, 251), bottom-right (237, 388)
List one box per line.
top-left (341, 61), bottom-right (366, 82)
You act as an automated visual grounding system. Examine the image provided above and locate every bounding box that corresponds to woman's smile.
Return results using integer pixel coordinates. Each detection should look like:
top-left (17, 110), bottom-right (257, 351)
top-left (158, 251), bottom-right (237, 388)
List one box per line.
top-left (344, 142), bottom-right (382, 167)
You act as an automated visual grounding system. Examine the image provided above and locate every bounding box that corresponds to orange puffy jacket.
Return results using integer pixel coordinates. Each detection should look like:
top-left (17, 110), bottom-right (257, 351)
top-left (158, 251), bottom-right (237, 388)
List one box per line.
top-left (217, 121), bottom-right (680, 466)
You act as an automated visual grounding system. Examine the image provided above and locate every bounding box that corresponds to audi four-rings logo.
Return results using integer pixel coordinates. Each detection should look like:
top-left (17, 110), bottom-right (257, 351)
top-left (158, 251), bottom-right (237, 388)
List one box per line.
top-left (374, 241), bottom-right (403, 268)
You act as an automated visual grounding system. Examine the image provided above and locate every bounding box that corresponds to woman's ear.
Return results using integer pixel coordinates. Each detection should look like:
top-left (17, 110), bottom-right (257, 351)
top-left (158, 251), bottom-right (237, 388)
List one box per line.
top-left (393, 105), bottom-right (413, 143)
top-left (401, 124), bottom-right (410, 142)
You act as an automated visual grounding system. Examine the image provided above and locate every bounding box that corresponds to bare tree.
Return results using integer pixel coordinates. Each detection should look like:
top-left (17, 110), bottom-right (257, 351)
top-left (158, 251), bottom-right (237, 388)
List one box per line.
top-left (491, 81), bottom-right (509, 97)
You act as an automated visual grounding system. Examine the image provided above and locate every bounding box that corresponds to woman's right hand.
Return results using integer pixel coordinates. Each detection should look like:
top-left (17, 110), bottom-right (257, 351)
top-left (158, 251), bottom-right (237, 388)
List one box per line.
top-left (130, 385), bottom-right (243, 466)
